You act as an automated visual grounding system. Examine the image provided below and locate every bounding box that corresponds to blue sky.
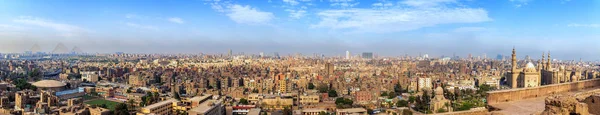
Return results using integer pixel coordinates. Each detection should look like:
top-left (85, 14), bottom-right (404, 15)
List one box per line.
top-left (0, 0), bottom-right (598, 60)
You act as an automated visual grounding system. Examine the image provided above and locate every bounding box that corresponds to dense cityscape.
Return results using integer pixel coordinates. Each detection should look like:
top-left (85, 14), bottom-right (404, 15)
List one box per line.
top-left (1, 0), bottom-right (599, 115)
top-left (0, 45), bottom-right (599, 115)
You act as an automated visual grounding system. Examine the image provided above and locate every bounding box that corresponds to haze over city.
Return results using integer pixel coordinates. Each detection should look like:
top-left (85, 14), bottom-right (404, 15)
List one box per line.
top-left (0, 0), bottom-right (599, 59)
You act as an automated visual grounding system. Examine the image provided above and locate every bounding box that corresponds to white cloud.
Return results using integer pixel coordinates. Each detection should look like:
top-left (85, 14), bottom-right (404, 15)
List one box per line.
top-left (509, 0), bottom-right (533, 8)
top-left (287, 9), bottom-right (307, 19)
top-left (205, 0), bottom-right (230, 12)
top-left (312, 7), bottom-right (491, 33)
top-left (13, 16), bottom-right (87, 37)
top-left (168, 17), bottom-right (185, 24)
top-left (283, 0), bottom-right (300, 6)
top-left (226, 4), bottom-right (275, 25)
top-left (568, 23), bottom-right (600, 28)
top-left (126, 22), bottom-right (159, 30)
top-left (329, 0), bottom-right (359, 8)
top-left (401, 0), bottom-right (456, 7)
top-left (453, 27), bottom-right (487, 33)
top-left (281, 0), bottom-right (312, 19)
top-left (0, 24), bottom-right (25, 31)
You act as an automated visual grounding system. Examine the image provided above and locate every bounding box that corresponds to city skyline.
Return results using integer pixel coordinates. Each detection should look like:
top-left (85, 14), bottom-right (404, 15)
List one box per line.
top-left (0, 0), bottom-right (599, 60)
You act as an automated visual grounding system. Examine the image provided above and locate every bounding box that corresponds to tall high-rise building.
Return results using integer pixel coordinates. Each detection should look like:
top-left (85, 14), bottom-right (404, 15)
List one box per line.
top-left (228, 49), bottom-right (232, 56)
top-left (325, 63), bottom-right (334, 77)
top-left (345, 51), bottom-right (351, 59)
top-left (362, 52), bottom-right (373, 59)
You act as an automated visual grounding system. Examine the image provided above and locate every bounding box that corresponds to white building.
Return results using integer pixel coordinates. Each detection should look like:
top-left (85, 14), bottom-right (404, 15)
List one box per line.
top-left (81, 71), bottom-right (99, 82)
top-left (346, 51), bottom-right (351, 59)
top-left (418, 77), bottom-right (432, 92)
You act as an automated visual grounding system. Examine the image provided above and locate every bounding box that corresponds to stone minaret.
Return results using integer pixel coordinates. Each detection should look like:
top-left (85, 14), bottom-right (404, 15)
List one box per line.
top-left (512, 48), bottom-right (517, 71)
top-left (511, 47), bottom-right (518, 88)
top-left (541, 53), bottom-right (545, 70)
top-left (547, 52), bottom-right (552, 70)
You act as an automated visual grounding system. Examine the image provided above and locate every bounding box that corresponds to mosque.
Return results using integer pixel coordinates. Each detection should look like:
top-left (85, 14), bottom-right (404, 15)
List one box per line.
top-left (507, 48), bottom-right (586, 89)
top-left (507, 48), bottom-right (541, 88)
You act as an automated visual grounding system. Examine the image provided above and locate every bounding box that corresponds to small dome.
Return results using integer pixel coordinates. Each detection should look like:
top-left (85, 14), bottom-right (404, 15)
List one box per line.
top-left (523, 62), bottom-right (538, 72)
top-left (526, 62), bottom-right (536, 69)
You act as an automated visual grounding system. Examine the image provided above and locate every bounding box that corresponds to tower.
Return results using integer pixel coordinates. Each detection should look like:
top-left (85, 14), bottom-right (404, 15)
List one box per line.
top-left (228, 49), bottom-right (232, 57)
top-left (511, 47), bottom-right (518, 88)
top-left (512, 48), bottom-right (517, 71)
top-left (345, 51), bottom-right (350, 60)
top-left (547, 52), bottom-right (551, 70)
top-left (541, 53), bottom-right (545, 70)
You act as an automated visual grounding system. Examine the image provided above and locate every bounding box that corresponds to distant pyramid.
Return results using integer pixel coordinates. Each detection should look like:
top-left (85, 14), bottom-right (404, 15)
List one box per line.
top-left (71, 46), bottom-right (83, 54)
top-left (52, 43), bottom-right (69, 54)
top-left (30, 44), bottom-right (41, 53)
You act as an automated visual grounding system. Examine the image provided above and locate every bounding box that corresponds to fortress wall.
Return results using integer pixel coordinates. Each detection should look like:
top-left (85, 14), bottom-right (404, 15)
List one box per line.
top-left (487, 78), bottom-right (600, 105)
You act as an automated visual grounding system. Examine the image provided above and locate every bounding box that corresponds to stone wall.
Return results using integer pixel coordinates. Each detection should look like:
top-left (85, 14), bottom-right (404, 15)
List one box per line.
top-left (437, 107), bottom-right (488, 115)
top-left (487, 78), bottom-right (600, 105)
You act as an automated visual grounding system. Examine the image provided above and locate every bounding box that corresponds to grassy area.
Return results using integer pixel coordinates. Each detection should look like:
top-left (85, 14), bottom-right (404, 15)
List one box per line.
top-left (85, 99), bottom-right (121, 111)
top-left (82, 95), bottom-right (96, 100)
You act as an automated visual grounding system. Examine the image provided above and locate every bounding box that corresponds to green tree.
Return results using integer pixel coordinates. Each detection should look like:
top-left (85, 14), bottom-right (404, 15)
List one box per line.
top-left (318, 111), bottom-right (328, 115)
top-left (388, 92), bottom-right (398, 99)
top-left (437, 108), bottom-right (447, 113)
top-left (14, 79), bottom-right (37, 90)
top-left (283, 107), bottom-right (292, 115)
top-left (408, 96), bottom-right (416, 103)
top-left (335, 97), bottom-right (353, 108)
top-left (114, 103), bottom-right (130, 115)
top-left (308, 83), bottom-right (315, 89)
top-left (394, 83), bottom-right (403, 94)
top-left (396, 100), bottom-right (408, 107)
top-left (328, 90), bottom-right (338, 97)
top-left (380, 91), bottom-right (388, 97)
top-left (239, 98), bottom-right (249, 105)
top-left (317, 83), bottom-right (329, 93)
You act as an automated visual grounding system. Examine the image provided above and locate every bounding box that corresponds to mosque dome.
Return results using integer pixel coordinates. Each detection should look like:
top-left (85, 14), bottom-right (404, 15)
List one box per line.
top-left (524, 62), bottom-right (537, 72)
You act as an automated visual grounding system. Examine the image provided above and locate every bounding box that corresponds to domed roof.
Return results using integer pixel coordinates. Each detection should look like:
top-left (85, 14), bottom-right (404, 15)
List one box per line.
top-left (435, 87), bottom-right (444, 95)
top-left (526, 62), bottom-right (536, 69)
top-left (32, 80), bottom-right (66, 88)
top-left (524, 62), bottom-right (537, 72)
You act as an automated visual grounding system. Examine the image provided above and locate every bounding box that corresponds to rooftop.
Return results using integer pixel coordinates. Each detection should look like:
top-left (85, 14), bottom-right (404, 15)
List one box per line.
top-left (142, 98), bottom-right (178, 110)
top-left (32, 80), bottom-right (66, 88)
top-left (337, 108), bottom-right (367, 113)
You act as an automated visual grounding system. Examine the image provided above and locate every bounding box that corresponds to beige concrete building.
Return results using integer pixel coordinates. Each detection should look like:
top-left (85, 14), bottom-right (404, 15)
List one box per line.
top-left (299, 108), bottom-right (327, 115)
top-left (188, 99), bottom-right (225, 115)
top-left (137, 99), bottom-right (179, 115)
top-left (336, 108), bottom-right (367, 115)
top-left (247, 94), bottom-right (263, 105)
top-left (262, 97), bottom-right (293, 110)
top-left (89, 107), bottom-right (111, 115)
top-left (299, 95), bottom-right (320, 105)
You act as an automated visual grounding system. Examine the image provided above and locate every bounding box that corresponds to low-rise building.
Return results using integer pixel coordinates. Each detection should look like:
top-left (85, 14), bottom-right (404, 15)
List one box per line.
top-left (299, 95), bottom-right (320, 105)
top-left (137, 99), bottom-right (179, 115)
top-left (336, 108), bottom-right (368, 115)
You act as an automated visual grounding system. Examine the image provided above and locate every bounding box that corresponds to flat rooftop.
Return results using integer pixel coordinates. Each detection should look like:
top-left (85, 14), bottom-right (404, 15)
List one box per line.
top-left (142, 99), bottom-right (178, 110)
